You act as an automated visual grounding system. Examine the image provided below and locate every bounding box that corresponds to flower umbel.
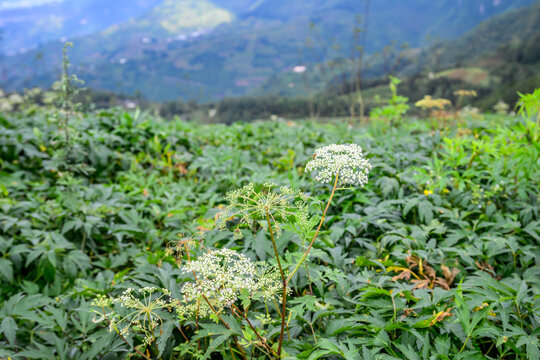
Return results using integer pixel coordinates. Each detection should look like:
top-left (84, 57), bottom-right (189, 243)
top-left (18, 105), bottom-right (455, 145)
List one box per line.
top-left (92, 287), bottom-right (173, 346)
top-left (217, 182), bottom-right (309, 239)
top-left (305, 144), bottom-right (371, 187)
top-left (454, 90), bottom-right (477, 98)
top-left (415, 95), bottom-right (451, 110)
top-left (177, 248), bottom-right (282, 318)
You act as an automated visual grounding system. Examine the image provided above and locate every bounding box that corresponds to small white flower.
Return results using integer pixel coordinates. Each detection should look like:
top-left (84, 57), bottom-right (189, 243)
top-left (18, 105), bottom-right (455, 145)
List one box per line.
top-left (178, 249), bottom-right (282, 318)
top-left (306, 144), bottom-right (371, 187)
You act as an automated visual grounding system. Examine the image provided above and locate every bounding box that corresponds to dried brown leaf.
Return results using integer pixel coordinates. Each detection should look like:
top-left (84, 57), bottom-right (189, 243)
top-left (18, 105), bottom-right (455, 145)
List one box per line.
top-left (401, 308), bottom-right (416, 319)
top-left (176, 163), bottom-right (188, 175)
top-left (433, 277), bottom-right (450, 290)
top-left (406, 254), bottom-right (419, 268)
top-left (195, 226), bottom-right (211, 232)
top-left (441, 265), bottom-right (460, 285)
top-left (392, 270), bottom-right (411, 282)
top-left (430, 308), bottom-right (454, 326)
top-left (475, 260), bottom-right (499, 278)
top-left (411, 279), bottom-right (430, 290)
top-left (423, 265), bottom-right (436, 280)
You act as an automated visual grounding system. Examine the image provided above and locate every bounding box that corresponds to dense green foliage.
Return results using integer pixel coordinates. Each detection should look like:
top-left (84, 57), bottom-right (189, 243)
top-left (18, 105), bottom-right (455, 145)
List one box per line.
top-left (0, 104), bottom-right (539, 359)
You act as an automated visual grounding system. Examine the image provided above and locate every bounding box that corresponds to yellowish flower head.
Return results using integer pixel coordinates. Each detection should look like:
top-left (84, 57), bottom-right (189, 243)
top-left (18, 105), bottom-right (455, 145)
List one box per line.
top-left (415, 95), bottom-right (452, 110)
top-left (454, 90), bottom-right (477, 97)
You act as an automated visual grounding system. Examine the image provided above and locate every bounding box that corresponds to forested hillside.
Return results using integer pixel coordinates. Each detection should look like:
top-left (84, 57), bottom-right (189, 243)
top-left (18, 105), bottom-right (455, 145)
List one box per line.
top-left (2, 0), bottom-right (536, 100)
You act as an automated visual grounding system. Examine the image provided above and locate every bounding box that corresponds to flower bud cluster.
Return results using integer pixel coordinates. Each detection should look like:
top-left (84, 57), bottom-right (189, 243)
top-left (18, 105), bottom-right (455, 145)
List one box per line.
top-left (306, 144), bottom-right (371, 187)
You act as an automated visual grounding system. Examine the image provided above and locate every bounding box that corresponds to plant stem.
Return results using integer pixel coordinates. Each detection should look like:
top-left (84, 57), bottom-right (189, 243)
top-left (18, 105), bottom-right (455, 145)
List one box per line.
top-left (535, 112), bottom-right (540, 142)
top-left (304, 262), bottom-right (314, 294)
top-left (266, 213), bottom-right (285, 281)
top-left (227, 339), bottom-right (237, 360)
top-left (64, 110), bottom-right (70, 151)
top-left (81, 231), bottom-right (86, 251)
top-left (467, 151), bottom-right (478, 170)
top-left (266, 212), bottom-right (287, 358)
top-left (231, 304), bottom-right (278, 358)
top-left (101, 308), bottom-right (153, 360)
top-left (286, 173), bottom-right (339, 284)
top-left (176, 324), bottom-right (189, 342)
top-left (460, 334), bottom-right (471, 353)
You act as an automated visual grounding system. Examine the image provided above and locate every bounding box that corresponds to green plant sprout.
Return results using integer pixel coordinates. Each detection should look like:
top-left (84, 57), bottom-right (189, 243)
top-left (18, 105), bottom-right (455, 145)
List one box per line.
top-left (516, 87), bottom-right (540, 143)
top-left (52, 42), bottom-right (84, 153)
top-left (369, 76), bottom-right (410, 127)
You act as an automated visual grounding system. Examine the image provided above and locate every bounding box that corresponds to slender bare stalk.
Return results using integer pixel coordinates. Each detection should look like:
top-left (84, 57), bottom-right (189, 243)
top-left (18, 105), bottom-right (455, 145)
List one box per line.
top-left (227, 339), bottom-right (237, 360)
top-left (266, 213), bottom-right (285, 281)
top-left (266, 212), bottom-right (287, 358)
top-left (304, 262), bottom-right (314, 294)
top-left (286, 173), bottom-right (340, 284)
top-left (176, 324), bottom-right (189, 342)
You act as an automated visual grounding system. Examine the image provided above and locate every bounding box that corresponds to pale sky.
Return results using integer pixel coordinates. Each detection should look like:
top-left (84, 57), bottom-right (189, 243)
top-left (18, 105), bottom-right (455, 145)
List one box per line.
top-left (0, 0), bottom-right (64, 10)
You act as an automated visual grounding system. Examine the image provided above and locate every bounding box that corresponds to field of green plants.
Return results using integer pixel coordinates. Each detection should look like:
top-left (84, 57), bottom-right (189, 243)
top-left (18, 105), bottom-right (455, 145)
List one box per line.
top-left (0, 94), bottom-right (539, 359)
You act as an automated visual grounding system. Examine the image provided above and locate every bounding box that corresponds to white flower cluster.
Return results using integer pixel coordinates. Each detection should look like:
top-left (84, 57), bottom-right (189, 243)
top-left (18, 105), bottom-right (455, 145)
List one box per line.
top-left (178, 248), bottom-right (281, 318)
top-left (306, 144), bottom-right (371, 187)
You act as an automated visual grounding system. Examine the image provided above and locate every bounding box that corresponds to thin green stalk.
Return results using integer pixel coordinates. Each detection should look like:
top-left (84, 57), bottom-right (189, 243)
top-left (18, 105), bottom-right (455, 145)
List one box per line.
top-left (266, 212), bottom-right (287, 358)
top-left (145, 311), bottom-right (156, 344)
top-left (460, 334), bottom-right (471, 353)
top-left (467, 151), bottom-right (478, 170)
top-left (266, 213), bottom-right (285, 281)
top-left (304, 261), bottom-right (314, 294)
top-left (227, 339), bottom-right (237, 360)
top-left (286, 173), bottom-right (339, 284)
top-left (81, 231), bottom-right (86, 251)
top-left (535, 112), bottom-right (540, 142)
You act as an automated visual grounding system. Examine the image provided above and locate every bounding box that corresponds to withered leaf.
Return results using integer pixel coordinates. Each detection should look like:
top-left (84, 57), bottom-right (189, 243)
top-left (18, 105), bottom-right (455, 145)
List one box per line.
top-left (423, 265), bottom-right (436, 280)
top-left (441, 265), bottom-right (460, 285)
top-left (433, 277), bottom-right (450, 290)
top-left (412, 279), bottom-right (430, 290)
top-left (429, 308), bottom-right (454, 326)
top-left (392, 270), bottom-right (411, 282)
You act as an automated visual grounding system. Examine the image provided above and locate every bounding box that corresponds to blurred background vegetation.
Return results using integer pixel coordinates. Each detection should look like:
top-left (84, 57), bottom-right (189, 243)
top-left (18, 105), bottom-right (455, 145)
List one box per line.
top-left (0, 0), bottom-right (539, 122)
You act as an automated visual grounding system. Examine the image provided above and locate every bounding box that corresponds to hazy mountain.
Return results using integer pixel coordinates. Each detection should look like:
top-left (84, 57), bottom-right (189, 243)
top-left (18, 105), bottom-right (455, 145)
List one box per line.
top-left (439, 1), bottom-right (540, 64)
top-left (0, 0), bottom-right (160, 53)
top-left (2, 0), bottom-right (537, 100)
